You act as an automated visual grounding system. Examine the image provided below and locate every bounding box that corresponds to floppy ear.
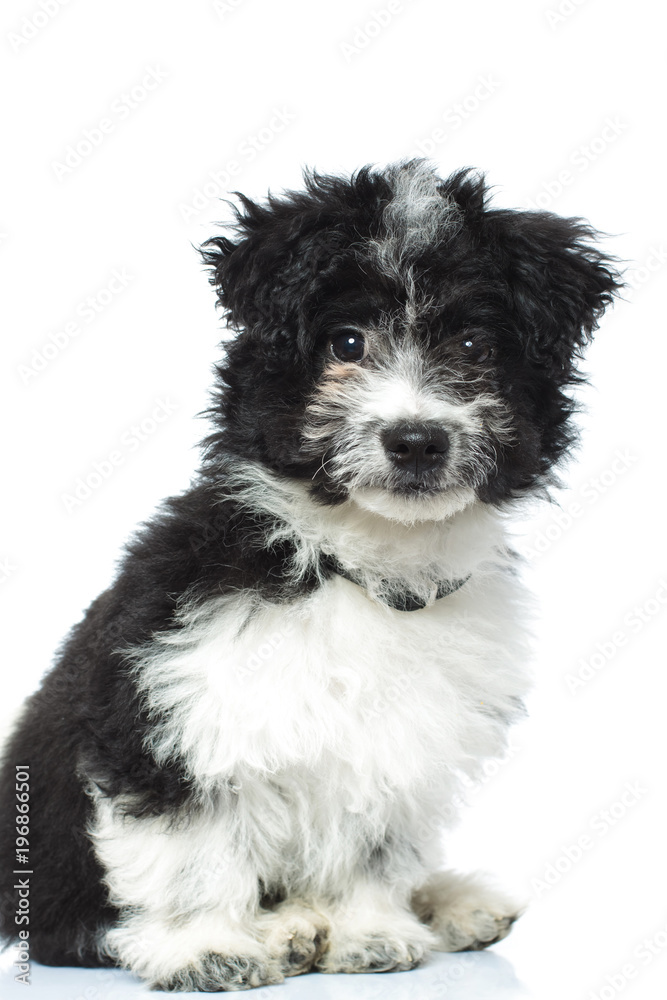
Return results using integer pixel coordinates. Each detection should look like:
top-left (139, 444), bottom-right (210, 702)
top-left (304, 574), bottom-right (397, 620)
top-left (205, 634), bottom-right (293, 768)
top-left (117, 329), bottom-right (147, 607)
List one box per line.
top-left (486, 209), bottom-right (622, 378)
top-left (200, 193), bottom-right (300, 334)
top-left (201, 166), bottom-right (393, 334)
top-left (201, 200), bottom-right (306, 377)
top-left (200, 187), bottom-right (352, 374)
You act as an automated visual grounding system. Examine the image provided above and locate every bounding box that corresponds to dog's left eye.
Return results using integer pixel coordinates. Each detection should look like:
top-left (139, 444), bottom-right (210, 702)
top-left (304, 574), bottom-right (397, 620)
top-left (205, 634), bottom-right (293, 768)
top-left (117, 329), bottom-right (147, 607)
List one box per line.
top-left (330, 330), bottom-right (366, 363)
top-left (461, 335), bottom-right (492, 364)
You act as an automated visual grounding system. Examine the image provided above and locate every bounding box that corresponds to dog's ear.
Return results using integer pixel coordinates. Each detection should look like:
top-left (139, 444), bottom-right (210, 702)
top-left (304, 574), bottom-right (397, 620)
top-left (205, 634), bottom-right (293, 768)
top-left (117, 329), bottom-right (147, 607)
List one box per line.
top-left (201, 184), bottom-right (358, 378)
top-left (201, 193), bottom-right (300, 334)
top-left (201, 173), bottom-right (369, 333)
top-left (485, 209), bottom-right (622, 378)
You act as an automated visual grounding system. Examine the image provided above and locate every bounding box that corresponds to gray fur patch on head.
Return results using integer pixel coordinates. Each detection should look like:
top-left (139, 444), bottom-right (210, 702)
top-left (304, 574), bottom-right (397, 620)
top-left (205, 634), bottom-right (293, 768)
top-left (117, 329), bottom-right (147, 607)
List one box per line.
top-left (369, 161), bottom-right (462, 283)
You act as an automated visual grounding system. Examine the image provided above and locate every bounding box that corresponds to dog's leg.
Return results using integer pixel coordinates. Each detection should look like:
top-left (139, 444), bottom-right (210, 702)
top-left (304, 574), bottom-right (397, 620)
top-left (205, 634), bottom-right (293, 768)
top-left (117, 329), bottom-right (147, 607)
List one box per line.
top-left (91, 796), bottom-right (285, 991)
top-left (411, 870), bottom-right (524, 951)
top-left (104, 910), bottom-right (283, 991)
top-left (314, 876), bottom-right (438, 974)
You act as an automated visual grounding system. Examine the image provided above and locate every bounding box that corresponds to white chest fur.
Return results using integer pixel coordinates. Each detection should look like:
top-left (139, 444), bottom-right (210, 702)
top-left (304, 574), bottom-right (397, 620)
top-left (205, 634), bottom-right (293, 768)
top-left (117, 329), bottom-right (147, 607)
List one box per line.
top-left (133, 563), bottom-right (530, 815)
top-left (96, 497), bottom-right (533, 923)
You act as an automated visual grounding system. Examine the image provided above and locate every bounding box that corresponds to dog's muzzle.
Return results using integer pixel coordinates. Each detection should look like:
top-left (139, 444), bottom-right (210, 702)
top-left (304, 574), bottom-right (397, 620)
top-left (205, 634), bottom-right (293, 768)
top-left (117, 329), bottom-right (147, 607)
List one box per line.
top-left (381, 422), bottom-right (450, 489)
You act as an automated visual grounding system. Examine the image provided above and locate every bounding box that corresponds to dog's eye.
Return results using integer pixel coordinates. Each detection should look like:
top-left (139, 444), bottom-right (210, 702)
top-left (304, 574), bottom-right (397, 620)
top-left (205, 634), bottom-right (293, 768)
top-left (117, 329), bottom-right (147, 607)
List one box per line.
top-left (461, 336), bottom-right (492, 364)
top-left (330, 330), bottom-right (366, 363)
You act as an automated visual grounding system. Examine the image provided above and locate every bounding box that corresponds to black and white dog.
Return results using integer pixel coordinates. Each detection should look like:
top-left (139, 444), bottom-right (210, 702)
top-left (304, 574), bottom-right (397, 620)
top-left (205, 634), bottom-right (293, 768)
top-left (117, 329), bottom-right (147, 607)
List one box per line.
top-left (0, 161), bottom-right (619, 991)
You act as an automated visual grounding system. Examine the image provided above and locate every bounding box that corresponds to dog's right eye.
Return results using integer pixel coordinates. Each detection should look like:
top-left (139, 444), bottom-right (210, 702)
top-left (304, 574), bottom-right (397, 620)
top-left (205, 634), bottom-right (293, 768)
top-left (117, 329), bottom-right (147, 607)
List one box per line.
top-left (329, 330), bottom-right (366, 363)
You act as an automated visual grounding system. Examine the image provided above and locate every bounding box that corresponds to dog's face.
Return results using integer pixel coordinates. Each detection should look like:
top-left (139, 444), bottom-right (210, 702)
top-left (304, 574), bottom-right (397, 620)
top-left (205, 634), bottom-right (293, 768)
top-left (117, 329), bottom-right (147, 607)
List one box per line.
top-left (203, 162), bottom-right (619, 521)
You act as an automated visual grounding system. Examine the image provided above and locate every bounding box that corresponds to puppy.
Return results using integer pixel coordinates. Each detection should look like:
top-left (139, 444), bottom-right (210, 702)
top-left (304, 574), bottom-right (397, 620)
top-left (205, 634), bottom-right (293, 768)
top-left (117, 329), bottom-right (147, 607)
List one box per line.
top-left (0, 161), bottom-right (619, 991)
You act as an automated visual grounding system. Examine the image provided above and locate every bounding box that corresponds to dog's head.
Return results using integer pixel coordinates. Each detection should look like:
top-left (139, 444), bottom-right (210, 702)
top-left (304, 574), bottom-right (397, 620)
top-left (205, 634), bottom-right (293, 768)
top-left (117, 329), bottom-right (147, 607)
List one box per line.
top-left (202, 161), bottom-right (620, 522)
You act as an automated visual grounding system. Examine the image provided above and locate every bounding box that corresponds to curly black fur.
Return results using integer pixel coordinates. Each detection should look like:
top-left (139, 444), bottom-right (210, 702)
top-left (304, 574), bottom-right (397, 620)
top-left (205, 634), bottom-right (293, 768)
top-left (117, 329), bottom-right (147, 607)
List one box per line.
top-left (201, 165), bottom-right (619, 500)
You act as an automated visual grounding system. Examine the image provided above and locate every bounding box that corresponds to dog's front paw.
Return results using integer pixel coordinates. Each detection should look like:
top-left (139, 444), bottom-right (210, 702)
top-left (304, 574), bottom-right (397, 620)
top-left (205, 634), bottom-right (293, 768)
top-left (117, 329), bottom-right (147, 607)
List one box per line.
top-left (152, 950), bottom-right (284, 992)
top-left (316, 916), bottom-right (435, 974)
top-left (261, 900), bottom-right (329, 977)
top-left (412, 870), bottom-right (524, 952)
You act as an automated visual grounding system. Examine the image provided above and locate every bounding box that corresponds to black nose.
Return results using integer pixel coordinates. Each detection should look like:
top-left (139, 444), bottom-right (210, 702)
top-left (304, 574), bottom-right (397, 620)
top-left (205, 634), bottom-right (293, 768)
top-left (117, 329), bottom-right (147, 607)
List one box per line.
top-left (382, 423), bottom-right (450, 477)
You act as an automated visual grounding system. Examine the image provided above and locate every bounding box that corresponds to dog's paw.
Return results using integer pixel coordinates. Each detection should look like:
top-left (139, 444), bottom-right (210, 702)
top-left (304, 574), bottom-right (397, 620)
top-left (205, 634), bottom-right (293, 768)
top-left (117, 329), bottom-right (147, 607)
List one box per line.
top-left (151, 950), bottom-right (284, 992)
top-left (316, 917), bottom-right (434, 974)
top-left (261, 900), bottom-right (329, 977)
top-left (412, 870), bottom-right (524, 952)
top-left (438, 907), bottom-right (517, 952)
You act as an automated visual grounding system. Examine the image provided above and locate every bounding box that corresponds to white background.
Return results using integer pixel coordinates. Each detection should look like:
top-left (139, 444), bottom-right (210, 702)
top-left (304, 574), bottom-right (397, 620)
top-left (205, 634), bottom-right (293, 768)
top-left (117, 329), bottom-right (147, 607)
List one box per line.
top-left (1, 1), bottom-right (666, 998)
